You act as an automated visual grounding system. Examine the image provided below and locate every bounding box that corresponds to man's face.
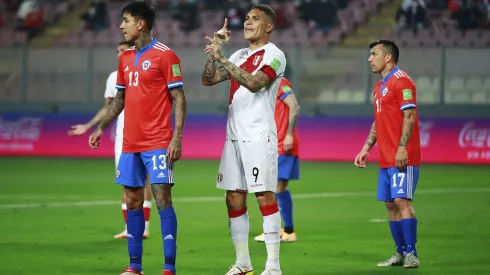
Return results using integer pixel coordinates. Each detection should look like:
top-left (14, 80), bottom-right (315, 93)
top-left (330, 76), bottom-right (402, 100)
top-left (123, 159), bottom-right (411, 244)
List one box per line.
top-left (117, 44), bottom-right (129, 58)
top-left (243, 9), bottom-right (273, 41)
top-left (120, 12), bottom-right (140, 42)
top-left (368, 44), bottom-right (390, 73)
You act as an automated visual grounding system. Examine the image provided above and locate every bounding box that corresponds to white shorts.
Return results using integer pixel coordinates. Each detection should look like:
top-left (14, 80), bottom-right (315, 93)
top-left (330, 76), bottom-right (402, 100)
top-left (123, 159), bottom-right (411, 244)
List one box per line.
top-left (114, 135), bottom-right (123, 169)
top-left (216, 139), bottom-right (278, 193)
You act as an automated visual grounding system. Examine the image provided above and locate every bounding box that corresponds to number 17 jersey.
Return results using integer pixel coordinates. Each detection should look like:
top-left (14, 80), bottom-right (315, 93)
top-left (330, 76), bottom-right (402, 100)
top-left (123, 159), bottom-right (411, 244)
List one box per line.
top-left (373, 68), bottom-right (421, 168)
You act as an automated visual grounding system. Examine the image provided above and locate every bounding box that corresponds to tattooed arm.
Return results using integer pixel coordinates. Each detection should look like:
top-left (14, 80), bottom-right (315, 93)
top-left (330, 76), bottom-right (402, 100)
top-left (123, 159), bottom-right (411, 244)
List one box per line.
top-left (168, 86), bottom-right (186, 162)
top-left (96, 90), bottom-right (125, 131)
top-left (86, 98), bottom-right (113, 129)
top-left (283, 93), bottom-right (300, 135)
top-left (202, 53), bottom-right (230, 86)
top-left (219, 58), bottom-right (271, 93)
top-left (362, 122), bottom-right (377, 152)
top-left (399, 109), bottom-right (416, 147)
top-left (169, 86), bottom-right (187, 140)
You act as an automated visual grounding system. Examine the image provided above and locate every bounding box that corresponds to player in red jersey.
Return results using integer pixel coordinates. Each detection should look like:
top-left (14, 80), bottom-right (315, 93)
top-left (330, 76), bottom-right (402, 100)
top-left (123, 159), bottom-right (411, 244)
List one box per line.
top-left (88, 1), bottom-right (186, 275)
top-left (67, 41), bottom-right (152, 240)
top-left (254, 77), bottom-right (300, 243)
top-left (354, 40), bottom-right (420, 269)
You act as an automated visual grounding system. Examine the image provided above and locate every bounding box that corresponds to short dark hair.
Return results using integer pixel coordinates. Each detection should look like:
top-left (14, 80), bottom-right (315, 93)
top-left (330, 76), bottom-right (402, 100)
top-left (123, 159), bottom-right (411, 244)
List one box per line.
top-left (122, 0), bottom-right (155, 30)
top-left (369, 40), bottom-right (400, 63)
top-left (119, 41), bottom-right (134, 47)
top-left (251, 4), bottom-right (276, 25)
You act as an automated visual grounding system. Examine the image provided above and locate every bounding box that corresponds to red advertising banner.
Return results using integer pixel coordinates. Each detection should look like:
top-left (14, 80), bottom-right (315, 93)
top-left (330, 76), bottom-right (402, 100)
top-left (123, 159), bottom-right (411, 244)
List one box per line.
top-left (0, 114), bottom-right (489, 164)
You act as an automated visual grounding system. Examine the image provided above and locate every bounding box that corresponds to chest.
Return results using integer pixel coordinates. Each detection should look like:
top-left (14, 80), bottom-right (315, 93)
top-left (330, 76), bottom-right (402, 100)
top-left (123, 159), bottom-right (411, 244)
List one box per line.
top-left (236, 50), bottom-right (265, 74)
top-left (124, 54), bottom-right (162, 88)
top-left (373, 82), bottom-right (398, 113)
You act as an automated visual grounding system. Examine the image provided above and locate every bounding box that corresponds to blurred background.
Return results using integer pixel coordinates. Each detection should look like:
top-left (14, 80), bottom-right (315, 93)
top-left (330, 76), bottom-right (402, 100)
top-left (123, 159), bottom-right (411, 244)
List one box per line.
top-left (1, 0), bottom-right (489, 163)
top-left (1, 1), bottom-right (490, 274)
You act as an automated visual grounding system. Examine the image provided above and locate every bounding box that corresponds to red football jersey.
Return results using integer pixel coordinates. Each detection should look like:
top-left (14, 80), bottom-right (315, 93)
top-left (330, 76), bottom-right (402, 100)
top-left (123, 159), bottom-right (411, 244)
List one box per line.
top-left (373, 68), bottom-right (421, 168)
top-left (275, 77), bottom-right (299, 156)
top-left (115, 40), bottom-right (183, 152)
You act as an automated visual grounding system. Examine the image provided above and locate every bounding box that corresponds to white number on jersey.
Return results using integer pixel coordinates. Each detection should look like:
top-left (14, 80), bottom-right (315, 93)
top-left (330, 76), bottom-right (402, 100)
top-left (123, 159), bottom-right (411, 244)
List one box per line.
top-left (128, 71), bottom-right (139, 87)
top-left (376, 98), bottom-right (382, 113)
top-left (392, 173), bottom-right (405, 188)
top-left (152, 154), bottom-right (167, 170)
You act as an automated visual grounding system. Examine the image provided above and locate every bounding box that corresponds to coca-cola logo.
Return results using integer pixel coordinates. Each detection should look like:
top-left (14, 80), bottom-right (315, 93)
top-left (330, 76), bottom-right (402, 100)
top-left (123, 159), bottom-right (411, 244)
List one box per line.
top-left (458, 122), bottom-right (490, 148)
top-left (0, 117), bottom-right (43, 141)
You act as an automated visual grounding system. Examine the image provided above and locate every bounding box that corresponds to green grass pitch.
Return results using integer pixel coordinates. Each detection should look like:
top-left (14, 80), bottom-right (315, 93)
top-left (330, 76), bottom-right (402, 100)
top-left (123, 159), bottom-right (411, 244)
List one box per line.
top-left (0, 157), bottom-right (489, 274)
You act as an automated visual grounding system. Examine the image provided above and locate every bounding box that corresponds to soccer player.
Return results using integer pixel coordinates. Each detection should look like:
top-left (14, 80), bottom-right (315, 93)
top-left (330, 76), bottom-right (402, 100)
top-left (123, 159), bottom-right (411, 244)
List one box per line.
top-left (67, 41), bottom-right (152, 240)
top-left (89, 1), bottom-right (186, 275)
top-left (354, 40), bottom-right (420, 269)
top-left (202, 5), bottom-right (286, 275)
top-left (254, 76), bottom-right (300, 243)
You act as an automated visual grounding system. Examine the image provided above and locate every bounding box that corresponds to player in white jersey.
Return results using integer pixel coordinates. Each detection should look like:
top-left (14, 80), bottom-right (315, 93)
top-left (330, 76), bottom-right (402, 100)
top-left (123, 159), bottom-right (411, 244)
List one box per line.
top-left (202, 4), bottom-right (286, 275)
top-left (67, 41), bottom-right (152, 239)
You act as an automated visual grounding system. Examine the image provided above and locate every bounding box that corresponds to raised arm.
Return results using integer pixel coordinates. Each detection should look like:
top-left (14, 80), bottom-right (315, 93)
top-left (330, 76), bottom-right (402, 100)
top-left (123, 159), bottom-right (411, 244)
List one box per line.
top-left (202, 53), bottom-right (230, 86)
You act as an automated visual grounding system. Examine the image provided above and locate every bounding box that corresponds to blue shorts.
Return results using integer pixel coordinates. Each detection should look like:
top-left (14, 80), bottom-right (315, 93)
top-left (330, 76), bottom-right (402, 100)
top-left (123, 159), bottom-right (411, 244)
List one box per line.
top-left (115, 148), bottom-right (174, 188)
top-left (377, 166), bottom-right (419, 201)
top-left (278, 155), bottom-right (300, 181)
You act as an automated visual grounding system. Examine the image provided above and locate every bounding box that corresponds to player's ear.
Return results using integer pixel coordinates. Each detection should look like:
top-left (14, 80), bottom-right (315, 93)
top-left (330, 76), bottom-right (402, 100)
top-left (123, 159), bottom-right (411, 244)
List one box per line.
top-left (266, 23), bottom-right (274, 33)
top-left (385, 53), bottom-right (392, 63)
top-left (137, 19), bottom-right (145, 31)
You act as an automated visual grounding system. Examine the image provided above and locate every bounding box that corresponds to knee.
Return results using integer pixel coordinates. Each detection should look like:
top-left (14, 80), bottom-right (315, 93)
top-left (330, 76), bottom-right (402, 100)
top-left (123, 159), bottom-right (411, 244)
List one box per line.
top-left (125, 187), bottom-right (144, 210)
top-left (255, 191), bottom-right (276, 206)
top-left (152, 184), bottom-right (173, 210)
top-left (394, 198), bottom-right (416, 217)
top-left (226, 191), bottom-right (247, 210)
top-left (276, 181), bottom-right (288, 193)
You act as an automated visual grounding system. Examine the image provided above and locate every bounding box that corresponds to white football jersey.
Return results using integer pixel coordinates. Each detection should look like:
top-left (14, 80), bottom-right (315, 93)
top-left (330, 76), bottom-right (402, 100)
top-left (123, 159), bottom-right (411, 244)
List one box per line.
top-left (104, 71), bottom-right (124, 138)
top-left (226, 43), bottom-right (287, 142)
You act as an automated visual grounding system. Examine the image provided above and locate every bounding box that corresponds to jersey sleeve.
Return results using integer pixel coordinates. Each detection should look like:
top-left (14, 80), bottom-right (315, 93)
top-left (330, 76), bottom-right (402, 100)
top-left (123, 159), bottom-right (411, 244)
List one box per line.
top-left (115, 54), bottom-right (126, 91)
top-left (278, 80), bottom-right (293, 101)
top-left (395, 77), bottom-right (417, 111)
top-left (259, 49), bottom-right (287, 82)
top-left (104, 72), bottom-right (117, 98)
top-left (161, 50), bottom-right (184, 89)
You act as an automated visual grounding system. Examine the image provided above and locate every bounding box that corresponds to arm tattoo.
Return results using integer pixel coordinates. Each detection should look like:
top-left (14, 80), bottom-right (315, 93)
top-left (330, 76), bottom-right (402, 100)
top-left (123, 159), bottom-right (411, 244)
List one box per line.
top-left (365, 122), bottom-right (377, 148)
top-left (169, 86), bottom-right (186, 139)
top-left (202, 53), bottom-right (230, 86)
top-left (399, 109), bottom-right (416, 146)
top-left (86, 98), bottom-right (112, 129)
top-left (220, 59), bottom-right (270, 93)
top-left (97, 91), bottom-right (124, 131)
top-left (284, 95), bottom-right (300, 135)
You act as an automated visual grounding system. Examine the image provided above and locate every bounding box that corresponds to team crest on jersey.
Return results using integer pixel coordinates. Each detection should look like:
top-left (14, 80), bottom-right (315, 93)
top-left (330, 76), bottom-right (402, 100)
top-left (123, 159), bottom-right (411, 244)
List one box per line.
top-left (382, 87), bottom-right (389, 96)
top-left (253, 55), bottom-right (262, 66)
top-left (142, 60), bottom-right (151, 71)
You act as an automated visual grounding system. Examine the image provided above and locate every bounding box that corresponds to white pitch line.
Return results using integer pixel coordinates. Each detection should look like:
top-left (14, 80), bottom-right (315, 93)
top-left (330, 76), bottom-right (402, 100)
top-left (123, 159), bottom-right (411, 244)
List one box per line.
top-left (0, 187), bottom-right (489, 210)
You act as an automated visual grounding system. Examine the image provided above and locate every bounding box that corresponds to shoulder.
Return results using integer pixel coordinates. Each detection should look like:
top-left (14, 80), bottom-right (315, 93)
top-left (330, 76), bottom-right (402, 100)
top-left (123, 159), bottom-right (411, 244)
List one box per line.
top-left (280, 77), bottom-right (292, 87)
top-left (230, 48), bottom-right (248, 61)
top-left (264, 43), bottom-right (285, 59)
top-left (107, 71), bottom-right (117, 81)
top-left (152, 42), bottom-right (173, 54)
top-left (120, 47), bottom-right (135, 59)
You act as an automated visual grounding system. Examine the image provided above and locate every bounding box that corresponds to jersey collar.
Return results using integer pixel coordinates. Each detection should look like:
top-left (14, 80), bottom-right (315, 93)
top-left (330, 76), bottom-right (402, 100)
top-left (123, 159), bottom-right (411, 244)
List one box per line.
top-left (134, 39), bottom-right (158, 67)
top-left (379, 66), bottom-right (399, 95)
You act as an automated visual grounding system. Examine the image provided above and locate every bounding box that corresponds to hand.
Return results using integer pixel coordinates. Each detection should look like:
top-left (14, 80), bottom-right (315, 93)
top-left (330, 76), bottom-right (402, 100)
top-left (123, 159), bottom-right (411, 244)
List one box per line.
top-left (395, 146), bottom-right (408, 170)
top-left (205, 33), bottom-right (225, 62)
top-left (67, 124), bottom-right (89, 136)
top-left (167, 137), bottom-right (182, 164)
top-left (88, 128), bottom-right (103, 149)
top-left (354, 149), bottom-right (370, 168)
top-left (215, 18), bottom-right (231, 45)
top-left (283, 134), bottom-right (293, 154)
